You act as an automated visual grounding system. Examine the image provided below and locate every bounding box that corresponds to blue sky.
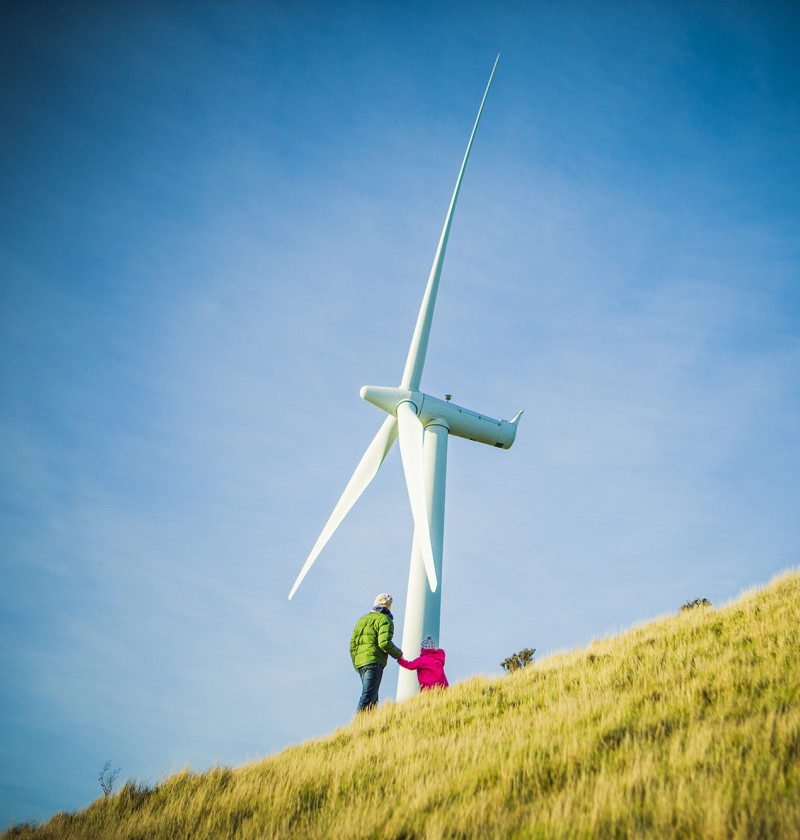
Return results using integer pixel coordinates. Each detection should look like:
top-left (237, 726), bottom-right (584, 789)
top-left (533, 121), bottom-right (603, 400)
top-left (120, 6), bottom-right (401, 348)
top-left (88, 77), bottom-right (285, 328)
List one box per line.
top-left (2, 0), bottom-right (799, 826)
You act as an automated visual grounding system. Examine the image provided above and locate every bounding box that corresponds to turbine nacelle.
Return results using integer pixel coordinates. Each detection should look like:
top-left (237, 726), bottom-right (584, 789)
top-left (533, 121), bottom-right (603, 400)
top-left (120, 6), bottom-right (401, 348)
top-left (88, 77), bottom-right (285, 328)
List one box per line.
top-left (360, 385), bottom-right (522, 450)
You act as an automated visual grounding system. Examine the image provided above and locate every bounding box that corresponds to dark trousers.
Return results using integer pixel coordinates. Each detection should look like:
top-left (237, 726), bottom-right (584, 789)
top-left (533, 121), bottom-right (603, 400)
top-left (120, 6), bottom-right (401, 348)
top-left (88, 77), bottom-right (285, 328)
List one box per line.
top-left (356, 663), bottom-right (384, 712)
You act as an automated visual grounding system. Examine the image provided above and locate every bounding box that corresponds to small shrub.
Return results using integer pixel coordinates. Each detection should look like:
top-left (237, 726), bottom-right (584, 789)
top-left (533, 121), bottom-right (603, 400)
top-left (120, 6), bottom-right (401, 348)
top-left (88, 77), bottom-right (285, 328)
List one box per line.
top-left (501, 648), bottom-right (536, 673)
top-left (681, 598), bottom-right (712, 612)
top-left (99, 761), bottom-right (120, 797)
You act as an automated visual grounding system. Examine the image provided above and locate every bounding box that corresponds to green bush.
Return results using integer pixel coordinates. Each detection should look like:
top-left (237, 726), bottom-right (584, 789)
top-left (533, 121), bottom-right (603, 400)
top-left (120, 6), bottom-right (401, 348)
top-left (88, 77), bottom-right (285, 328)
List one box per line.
top-left (681, 597), bottom-right (712, 612)
top-left (501, 647), bottom-right (536, 673)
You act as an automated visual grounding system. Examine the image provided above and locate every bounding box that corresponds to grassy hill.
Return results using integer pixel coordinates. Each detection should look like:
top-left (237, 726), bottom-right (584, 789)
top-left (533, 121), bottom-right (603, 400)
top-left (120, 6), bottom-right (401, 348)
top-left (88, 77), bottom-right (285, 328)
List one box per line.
top-left (7, 569), bottom-right (800, 839)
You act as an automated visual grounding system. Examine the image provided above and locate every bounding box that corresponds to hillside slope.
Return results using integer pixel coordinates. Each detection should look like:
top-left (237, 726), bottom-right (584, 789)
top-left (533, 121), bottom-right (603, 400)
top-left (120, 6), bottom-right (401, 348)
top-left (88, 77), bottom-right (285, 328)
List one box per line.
top-left (7, 570), bottom-right (800, 839)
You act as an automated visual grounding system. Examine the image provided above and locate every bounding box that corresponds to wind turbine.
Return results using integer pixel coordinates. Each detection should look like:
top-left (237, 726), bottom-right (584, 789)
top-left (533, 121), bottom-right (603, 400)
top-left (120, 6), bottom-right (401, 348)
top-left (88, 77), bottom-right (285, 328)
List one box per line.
top-left (288, 55), bottom-right (522, 701)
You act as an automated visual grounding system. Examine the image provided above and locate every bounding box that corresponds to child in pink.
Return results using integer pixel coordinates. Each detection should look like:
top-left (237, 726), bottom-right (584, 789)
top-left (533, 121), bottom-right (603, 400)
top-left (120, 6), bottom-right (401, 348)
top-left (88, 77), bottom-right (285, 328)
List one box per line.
top-left (399, 636), bottom-right (449, 690)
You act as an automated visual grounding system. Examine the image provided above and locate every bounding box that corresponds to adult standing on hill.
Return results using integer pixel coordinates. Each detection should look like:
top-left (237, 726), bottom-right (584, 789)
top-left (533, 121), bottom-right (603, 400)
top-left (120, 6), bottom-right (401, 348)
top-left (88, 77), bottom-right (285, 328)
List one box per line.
top-left (350, 593), bottom-right (403, 712)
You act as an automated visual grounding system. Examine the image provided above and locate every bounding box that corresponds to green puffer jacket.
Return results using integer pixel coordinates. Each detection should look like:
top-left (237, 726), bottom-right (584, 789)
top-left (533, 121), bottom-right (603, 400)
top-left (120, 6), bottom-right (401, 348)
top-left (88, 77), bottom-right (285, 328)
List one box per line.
top-left (350, 608), bottom-right (403, 670)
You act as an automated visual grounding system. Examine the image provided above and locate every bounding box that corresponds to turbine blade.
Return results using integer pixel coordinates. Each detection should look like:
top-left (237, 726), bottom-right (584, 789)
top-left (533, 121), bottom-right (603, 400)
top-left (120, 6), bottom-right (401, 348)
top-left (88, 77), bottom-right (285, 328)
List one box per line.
top-left (288, 414), bottom-right (398, 599)
top-left (396, 401), bottom-right (438, 592)
top-left (400, 54), bottom-right (500, 391)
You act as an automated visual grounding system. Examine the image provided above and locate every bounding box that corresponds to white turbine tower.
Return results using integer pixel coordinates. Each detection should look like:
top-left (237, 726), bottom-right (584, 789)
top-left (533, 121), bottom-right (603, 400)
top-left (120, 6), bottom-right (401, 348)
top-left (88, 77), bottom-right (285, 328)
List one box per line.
top-left (288, 56), bottom-right (522, 701)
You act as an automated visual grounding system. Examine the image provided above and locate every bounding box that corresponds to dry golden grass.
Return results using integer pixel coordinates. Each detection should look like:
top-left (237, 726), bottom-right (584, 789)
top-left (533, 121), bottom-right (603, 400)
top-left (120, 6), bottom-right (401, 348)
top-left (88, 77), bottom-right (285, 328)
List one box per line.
top-left (7, 569), bottom-right (800, 839)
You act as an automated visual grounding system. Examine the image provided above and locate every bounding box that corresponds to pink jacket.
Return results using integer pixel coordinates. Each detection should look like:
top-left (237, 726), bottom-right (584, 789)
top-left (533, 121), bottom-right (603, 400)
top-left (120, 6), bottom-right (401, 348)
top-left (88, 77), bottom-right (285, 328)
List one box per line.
top-left (398, 648), bottom-right (449, 690)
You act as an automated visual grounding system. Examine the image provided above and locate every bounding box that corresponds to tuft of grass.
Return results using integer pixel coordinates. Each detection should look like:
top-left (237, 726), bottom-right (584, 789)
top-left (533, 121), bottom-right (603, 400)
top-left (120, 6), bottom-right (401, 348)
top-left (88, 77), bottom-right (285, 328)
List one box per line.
top-left (7, 569), bottom-right (800, 839)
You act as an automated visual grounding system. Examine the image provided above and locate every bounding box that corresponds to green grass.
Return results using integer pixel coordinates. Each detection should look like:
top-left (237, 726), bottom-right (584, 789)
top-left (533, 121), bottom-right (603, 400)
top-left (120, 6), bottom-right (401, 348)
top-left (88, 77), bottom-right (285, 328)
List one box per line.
top-left (7, 569), bottom-right (800, 839)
